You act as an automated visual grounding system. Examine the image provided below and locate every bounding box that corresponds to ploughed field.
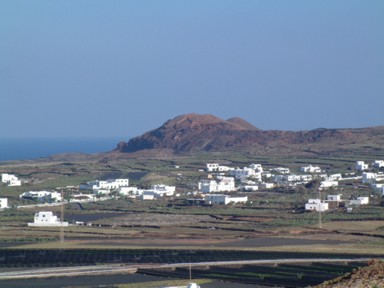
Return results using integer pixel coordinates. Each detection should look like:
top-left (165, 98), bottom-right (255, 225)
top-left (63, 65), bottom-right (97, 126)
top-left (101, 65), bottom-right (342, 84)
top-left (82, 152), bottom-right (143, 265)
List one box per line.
top-left (139, 262), bottom-right (367, 288)
top-left (0, 249), bottom-right (374, 266)
top-left (0, 249), bottom-right (374, 287)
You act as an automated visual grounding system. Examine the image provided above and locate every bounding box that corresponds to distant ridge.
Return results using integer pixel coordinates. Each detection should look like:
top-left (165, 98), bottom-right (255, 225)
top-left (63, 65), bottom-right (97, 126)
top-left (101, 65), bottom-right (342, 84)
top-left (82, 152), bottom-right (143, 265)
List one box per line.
top-left (116, 113), bottom-right (384, 155)
top-left (226, 117), bottom-right (260, 131)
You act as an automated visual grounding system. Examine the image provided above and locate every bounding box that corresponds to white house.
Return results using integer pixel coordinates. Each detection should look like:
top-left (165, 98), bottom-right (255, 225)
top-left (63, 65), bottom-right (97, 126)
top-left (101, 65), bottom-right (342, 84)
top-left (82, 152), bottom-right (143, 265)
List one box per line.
top-left (20, 191), bottom-right (62, 202)
top-left (80, 179), bottom-right (129, 194)
top-left (305, 199), bottom-right (329, 212)
top-left (372, 160), bottom-right (384, 168)
top-left (138, 184), bottom-right (176, 200)
top-left (199, 180), bottom-right (218, 193)
top-left (274, 174), bottom-right (313, 184)
top-left (151, 184), bottom-right (176, 196)
top-left (230, 167), bottom-right (258, 180)
top-left (142, 191), bottom-right (155, 200)
top-left (199, 177), bottom-right (236, 193)
top-left (1, 173), bottom-right (16, 183)
top-left (1, 173), bottom-right (21, 186)
top-left (300, 165), bottom-right (322, 173)
top-left (356, 161), bottom-right (369, 171)
top-left (371, 183), bottom-right (384, 194)
top-left (260, 183), bottom-right (275, 189)
top-left (217, 165), bottom-right (232, 172)
top-left (98, 179), bottom-right (129, 190)
top-left (206, 163), bottom-right (219, 172)
top-left (362, 172), bottom-right (377, 183)
top-left (119, 186), bottom-right (138, 197)
top-left (320, 180), bottom-right (339, 188)
top-left (271, 167), bottom-right (290, 174)
top-left (28, 211), bottom-right (68, 227)
top-left (0, 198), bottom-right (8, 209)
top-left (249, 163), bottom-right (263, 172)
top-left (204, 194), bottom-right (248, 205)
top-left (242, 185), bottom-right (259, 191)
top-left (206, 163), bottom-right (232, 172)
top-left (327, 194), bottom-right (341, 202)
top-left (350, 197), bottom-right (369, 206)
top-left (327, 174), bottom-right (342, 181)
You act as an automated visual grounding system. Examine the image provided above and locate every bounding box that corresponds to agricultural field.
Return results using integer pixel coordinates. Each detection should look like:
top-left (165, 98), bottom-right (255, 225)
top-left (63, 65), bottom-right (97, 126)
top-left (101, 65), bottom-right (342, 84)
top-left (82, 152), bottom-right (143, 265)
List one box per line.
top-left (1, 151), bottom-right (384, 287)
top-left (1, 151), bottom-right (384, 252)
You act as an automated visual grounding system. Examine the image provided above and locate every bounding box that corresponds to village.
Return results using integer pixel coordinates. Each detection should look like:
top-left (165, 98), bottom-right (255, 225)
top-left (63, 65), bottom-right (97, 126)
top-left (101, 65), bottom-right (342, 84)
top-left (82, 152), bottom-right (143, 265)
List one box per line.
top-left (1, 159), bottom-right (384, 227)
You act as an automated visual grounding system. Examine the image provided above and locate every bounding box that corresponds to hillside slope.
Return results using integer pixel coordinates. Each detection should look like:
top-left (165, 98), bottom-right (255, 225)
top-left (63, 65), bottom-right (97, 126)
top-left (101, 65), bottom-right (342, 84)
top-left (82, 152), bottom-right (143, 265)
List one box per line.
top-left (116, 113), bottom-right (384, 154)
top-left (314, 259), bottom-right (384, 288)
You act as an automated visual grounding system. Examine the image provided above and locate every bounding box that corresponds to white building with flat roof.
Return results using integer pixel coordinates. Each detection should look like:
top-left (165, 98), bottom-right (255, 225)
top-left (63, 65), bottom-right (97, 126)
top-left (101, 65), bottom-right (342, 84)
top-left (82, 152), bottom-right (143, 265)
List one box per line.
top-left (98, 179), bottom-right (129, 190)
top-left (80, 179), bottom-right (129, 194)
top-left (119, 186), bottom-right (138, 197)
top-left (362, 172), bottom-right (377, 183)
top-left (230, 167), bottom-right (260, 180)
top-left (327, 194), bottom-right (341, 202)
top-left (206, 163), bottom-right (219, 172)
top-left (0, 198), bottom-right (8, 209)
top-left (142, 191), bottom-right (155, 200)
top-left (199, 177), bottom-right (236, 193)
top-left (260, 182), bottom-right (275, 189)
top-left (28, 211), bottom-right (68, 227)
top-left (204, 194), bottom-right (248, 205)
top-left (356, 161), bottom-right (368, 171)
top-left (300, 165), bottom-right (322, 173)
top-left (249, 163), bottom-right (263, 172)
top-left (151, 184), bottom-right (176, 196)
top-left (305, 199), bottom-right (329, 212)
top-left (271, 167), bottom-right (290, 174)
top-left (20, 191), bottom-right (62, 202)
top-left (371, 183), bottom-right (384, 194)
top-left (350, 197), bottom-right (369, 206)
top-left (372, 160), bottom-right (384, 168)
top-left (1, 173), bottom-right (21, 186)
top-left (320, 180), bottom-right (339, 188)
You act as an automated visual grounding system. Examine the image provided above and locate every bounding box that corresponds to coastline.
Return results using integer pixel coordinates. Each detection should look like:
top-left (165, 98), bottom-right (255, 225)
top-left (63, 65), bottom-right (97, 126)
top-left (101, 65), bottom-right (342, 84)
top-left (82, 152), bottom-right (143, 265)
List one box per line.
top-left (0, 137), bottom-right (125, 161)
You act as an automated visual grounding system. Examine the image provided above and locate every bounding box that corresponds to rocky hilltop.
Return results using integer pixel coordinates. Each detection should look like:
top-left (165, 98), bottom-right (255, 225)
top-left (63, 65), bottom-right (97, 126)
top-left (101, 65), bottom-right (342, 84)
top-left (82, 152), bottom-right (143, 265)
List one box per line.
top-left (116, 113), bottom-right (384, 155)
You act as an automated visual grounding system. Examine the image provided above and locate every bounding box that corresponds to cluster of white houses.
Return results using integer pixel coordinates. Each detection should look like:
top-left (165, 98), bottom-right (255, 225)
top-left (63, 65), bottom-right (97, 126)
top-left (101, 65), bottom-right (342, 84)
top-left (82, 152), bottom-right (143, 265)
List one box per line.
top-left (2, 158), bottom-right (384, 214)
top-left (79, 179), bottom-right (177, 200)
top-left (203, 163), bottom-right (335, 191)
top-left (305, 195), bottom-right (370, 212)
top-left (79, 179), bottom-right (130, 194)
top-left (204, 160), bottom-right (384, 191)
top-left (356, 160), bottom-right (384, 171)
top-left (2, 159), bottom-right (383, 229)
top-left (201, 160), bottom-right (384, 208)
top-left (19, 191), bottom-right (62, 202)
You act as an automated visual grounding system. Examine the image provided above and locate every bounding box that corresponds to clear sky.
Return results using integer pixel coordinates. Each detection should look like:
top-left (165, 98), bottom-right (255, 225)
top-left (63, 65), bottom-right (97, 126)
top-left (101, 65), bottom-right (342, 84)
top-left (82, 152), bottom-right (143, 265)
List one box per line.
top-left (1, 0), bottom-right (383, 139)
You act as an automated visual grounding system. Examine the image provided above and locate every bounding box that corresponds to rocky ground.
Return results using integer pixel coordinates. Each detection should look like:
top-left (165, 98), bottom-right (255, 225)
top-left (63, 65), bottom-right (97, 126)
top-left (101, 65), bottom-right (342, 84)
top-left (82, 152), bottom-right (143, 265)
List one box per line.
top-left (315, 259), bottom-right (384, 288)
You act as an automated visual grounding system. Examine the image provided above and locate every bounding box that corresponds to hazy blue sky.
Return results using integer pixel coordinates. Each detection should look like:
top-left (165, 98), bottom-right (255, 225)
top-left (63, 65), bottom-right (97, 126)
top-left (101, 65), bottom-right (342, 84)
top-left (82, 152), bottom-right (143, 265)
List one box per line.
top-left (1, 0), bottom-right (383, 139)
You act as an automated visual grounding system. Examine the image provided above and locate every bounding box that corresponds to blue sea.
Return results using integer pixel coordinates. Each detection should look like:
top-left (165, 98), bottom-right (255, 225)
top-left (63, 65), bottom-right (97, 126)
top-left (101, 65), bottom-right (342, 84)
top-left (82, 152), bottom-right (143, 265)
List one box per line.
top-left (0, 137), bottom-right (128, 161)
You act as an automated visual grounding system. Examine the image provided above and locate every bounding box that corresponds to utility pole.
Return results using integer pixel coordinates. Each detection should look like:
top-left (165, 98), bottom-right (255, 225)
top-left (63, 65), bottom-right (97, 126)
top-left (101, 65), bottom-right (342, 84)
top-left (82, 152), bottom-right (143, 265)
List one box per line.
top-left (189, 256), bottom-right (192, 281)
top-left (318, 188), bottom-right (322, 229)
top-left (60, 190), bottom-right (64, 243)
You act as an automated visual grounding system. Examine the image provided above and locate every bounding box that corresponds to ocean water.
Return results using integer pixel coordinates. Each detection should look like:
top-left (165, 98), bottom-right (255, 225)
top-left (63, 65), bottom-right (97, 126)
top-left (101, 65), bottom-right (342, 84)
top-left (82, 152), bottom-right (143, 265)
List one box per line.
top-left (0, 137), bottom-right (127, 161)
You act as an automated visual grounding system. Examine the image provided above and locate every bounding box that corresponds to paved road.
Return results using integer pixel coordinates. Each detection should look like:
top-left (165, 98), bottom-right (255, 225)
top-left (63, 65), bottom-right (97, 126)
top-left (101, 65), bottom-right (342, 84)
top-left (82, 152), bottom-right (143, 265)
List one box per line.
top-left (0, 258), bottom-right (377, 280)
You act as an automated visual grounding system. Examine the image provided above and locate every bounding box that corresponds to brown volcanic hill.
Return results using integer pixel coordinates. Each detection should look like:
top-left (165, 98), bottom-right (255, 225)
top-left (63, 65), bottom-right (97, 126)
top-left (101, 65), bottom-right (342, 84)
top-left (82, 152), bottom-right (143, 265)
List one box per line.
top-left (117, 113), bottom-right (384, 154)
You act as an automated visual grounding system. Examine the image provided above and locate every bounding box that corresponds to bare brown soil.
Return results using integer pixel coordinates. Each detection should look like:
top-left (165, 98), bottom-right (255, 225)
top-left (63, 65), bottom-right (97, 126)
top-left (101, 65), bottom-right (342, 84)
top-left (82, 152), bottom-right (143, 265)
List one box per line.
top-left (314, 259), bottom-right (384, 288)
